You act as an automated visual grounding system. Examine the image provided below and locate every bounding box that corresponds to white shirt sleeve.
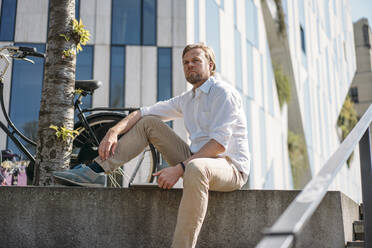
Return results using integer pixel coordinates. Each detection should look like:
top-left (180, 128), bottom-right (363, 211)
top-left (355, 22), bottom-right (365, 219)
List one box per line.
top-left (140, 94), bottom-right (183, 121)
top-left (208, 90), bottom-right (241, 150)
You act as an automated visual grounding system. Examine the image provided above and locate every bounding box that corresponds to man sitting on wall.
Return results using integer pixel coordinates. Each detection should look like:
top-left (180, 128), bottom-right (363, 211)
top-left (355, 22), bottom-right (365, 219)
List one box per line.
top-left (54, 43), bottom-right (250, 248)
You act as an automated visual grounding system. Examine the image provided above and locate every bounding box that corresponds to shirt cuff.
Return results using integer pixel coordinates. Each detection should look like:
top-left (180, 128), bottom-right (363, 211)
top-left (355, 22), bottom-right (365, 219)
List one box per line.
top-left (140, 107), bottom-right (148, 117)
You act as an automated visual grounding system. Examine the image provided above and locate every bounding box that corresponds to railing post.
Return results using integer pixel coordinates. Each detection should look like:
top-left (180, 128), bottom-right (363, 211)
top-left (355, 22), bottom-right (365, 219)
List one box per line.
top-left (359, 126), bottom-right (372, 248)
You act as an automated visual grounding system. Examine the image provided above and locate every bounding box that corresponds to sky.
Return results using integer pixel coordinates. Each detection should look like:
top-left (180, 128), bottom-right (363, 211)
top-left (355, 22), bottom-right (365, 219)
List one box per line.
top-left (350, 0), bottom-right (372, 25)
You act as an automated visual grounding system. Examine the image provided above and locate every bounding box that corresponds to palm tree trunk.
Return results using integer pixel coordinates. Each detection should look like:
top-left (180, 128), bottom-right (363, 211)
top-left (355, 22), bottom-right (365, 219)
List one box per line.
top-left (33, 0), bottom-right (76, 186)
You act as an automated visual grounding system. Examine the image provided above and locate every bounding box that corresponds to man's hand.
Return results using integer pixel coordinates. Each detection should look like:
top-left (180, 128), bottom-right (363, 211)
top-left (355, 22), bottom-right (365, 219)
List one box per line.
top-left (98, 129), bottom-right (119, 160)
top-left (153, 164), bottom-right (184, 189)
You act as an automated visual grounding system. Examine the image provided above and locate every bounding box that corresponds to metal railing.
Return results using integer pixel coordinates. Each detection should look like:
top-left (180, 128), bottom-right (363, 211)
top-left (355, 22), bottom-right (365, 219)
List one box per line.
top-left (256, 104), bottom-right (372, 248)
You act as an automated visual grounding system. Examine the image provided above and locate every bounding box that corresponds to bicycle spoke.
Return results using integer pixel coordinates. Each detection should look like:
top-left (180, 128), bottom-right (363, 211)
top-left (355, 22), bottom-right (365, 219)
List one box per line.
top-left (115, 167), bottom-right (131, 181)
top-left (108, 174), bottom-right (121, 187)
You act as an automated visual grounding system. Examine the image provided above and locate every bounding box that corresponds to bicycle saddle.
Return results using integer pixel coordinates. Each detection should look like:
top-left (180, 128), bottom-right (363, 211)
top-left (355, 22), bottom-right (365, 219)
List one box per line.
top-left (75, 80), bottom-right (102, 93)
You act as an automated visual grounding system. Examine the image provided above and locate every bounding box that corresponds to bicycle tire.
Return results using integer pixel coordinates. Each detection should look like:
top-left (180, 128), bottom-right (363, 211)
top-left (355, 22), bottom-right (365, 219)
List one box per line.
top-left (72, 113), bottom-right (158, 185)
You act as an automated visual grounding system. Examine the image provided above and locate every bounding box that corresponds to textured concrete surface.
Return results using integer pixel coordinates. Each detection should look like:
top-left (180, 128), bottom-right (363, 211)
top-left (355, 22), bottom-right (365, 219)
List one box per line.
top-left (0, 187), bottom-right (359, 248)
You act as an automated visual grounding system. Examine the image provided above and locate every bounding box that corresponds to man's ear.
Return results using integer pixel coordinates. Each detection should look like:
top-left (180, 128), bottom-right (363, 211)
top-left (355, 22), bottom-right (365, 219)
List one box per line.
top-left (209, 61), bottom-right (214, 71)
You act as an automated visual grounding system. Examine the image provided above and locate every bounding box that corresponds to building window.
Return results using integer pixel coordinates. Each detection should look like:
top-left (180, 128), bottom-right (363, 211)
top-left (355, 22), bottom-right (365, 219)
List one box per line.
top-left (349, 87), bottom-right (359, 103)
top-left (233, 0), bottom-right (237, 26)
top-left (110, 46), bottom-right (126, 107)
top-left (244, 96), bottom-right (253, 159)
top-left (157, 48), bottom-right (172, 101)
top-left (245, 0), bottom-right (258, 46)
top-left (304, 80), bottom-right (313, 147)
top-left (363, 24), bottom-right (371, 49)
top-left (206, 0), bottom-right (221, 72)
top-left (142, 0), bottom-right (157, 45)
top-left (220, 0), bottom-right (224, 10)
top-left (7, 43), bottom-right (45, 154)
top-left (0, 0), bottom-right (17, 41)
top-left (323, 0), bottom-right (331, 38)
top-left (76, 45), bottom-right (94, 111)
top-left (158, 48), bottom-right (172, 129)
top-left (246, 41), bottom-right (254, 99)
top-left (234, 29), bottom-right (242, 90)
top-left (194, 0), bottom-right (199, 42)
top-left (300, 25), bottom-right (306, 54)
top-left (111, 0), bottom-right (156, 45)
top-left (259, 108), bottom-right (267, 174)
top-left (266, 46), bottom-right (274, 115)
top-left (343, 41), bottom-right (348, 61)
top-left (75, 0), bottom-right (80, 20)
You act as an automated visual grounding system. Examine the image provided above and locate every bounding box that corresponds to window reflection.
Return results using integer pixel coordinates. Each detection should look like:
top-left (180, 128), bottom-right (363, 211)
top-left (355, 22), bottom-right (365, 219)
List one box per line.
top-left (142, 0), bottom-right (157, 45)
top-left (194, 0), bottom-right (199, 43)
top-left (157, 47), bottom-right (172, 153)
top-left (266, 45), bottom-right (274, 115)
top-left (111, 0), bottom-right (156, 45)
top-left (245, 0), bottom-right (258, 46)
top-left (157, 48), bottom-right (172, 101)
top-left (112, 0), bottom-right (141, 45)
top-left (246, 42), bottom-right (255, 99)
top-left (110, 46), bottom-right (125, 107)
top-left (235, 29), bottom-right (242, 90)
top-left (206, 0), bottom-right (221, 72)
top-left (75, 0), bottom-right (80, 20)
top-left (75, 45), bottom-right (94, 118)
top-left (259, 107), bottom-right (267, 173)
top-left (0, 0), bottom-right (17, 41)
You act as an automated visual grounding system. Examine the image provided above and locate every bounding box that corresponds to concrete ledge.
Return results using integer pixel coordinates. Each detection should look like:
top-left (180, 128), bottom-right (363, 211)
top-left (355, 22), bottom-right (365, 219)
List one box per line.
top-left (0, 187), bottom-right (359, 248)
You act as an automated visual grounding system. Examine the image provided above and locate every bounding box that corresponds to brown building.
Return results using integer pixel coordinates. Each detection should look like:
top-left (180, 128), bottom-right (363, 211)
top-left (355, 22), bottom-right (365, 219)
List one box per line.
top-left (350, 18), bottom-right (372, 117)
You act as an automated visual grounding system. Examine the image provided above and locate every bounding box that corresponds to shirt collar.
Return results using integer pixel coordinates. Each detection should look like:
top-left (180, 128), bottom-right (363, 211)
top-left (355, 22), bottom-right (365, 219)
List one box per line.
top-left (197, 77), bottom-right (214, 95)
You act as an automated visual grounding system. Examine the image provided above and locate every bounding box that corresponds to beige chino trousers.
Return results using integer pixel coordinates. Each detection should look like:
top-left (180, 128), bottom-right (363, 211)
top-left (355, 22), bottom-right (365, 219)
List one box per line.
top-left (95, 116), bottom-right (246, 248)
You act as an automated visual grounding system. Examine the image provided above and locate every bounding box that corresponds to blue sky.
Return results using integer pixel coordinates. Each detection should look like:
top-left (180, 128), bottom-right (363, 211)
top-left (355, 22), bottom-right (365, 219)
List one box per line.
top-left (350, 0), bottom-right (372, 25)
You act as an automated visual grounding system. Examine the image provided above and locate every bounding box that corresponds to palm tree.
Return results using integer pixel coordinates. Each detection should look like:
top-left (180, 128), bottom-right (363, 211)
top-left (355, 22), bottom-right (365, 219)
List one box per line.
top-left (33, 0), bottom-right (76, 185)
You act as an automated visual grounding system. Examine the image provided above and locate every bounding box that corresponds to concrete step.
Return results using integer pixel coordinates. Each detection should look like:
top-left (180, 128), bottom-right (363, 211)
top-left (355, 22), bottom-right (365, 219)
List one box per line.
top-left (353, 220), bottom-right (364, 241)
top-left (346, 241), bottom-right (365, 247)
top-left (0, 187), bottom-right (360, 248)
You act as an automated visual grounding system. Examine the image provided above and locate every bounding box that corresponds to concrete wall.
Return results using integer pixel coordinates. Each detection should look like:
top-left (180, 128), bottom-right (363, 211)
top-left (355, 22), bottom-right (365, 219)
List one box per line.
top-left (0, 187), bottom-right (359, 248)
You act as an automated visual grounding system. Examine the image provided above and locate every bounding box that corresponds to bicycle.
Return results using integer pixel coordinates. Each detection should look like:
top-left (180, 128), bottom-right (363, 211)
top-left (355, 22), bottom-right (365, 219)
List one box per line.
top-left (0, 45), bottom-right (160, 187)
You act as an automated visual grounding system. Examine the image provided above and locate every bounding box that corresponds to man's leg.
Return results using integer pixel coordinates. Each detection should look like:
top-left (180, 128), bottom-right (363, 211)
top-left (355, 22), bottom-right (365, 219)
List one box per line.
top-left (96, 115), bottom-right (192, 172)
top-left (172, 158), bottom-right (245, 248)
top-left (54, 116), bottom-right (191, 186)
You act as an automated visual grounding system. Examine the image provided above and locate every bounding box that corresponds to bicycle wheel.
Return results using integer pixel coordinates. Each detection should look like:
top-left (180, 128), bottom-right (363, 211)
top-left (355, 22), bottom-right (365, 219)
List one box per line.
top-left (72, 113), bottom-right (158, 186)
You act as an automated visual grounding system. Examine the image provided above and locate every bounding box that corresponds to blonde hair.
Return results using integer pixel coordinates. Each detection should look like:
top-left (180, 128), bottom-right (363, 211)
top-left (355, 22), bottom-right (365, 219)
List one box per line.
top-left (182, 43), bottom-right (216, 76)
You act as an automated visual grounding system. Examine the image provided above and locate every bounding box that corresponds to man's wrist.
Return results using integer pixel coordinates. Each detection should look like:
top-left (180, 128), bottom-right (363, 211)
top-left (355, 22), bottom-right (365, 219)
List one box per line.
top-left (179, 161), bottom-right (186, 171)
top-left (108, 127), bottom-right (119, 136)
top-left (176, 163), bottom-right (185, 175)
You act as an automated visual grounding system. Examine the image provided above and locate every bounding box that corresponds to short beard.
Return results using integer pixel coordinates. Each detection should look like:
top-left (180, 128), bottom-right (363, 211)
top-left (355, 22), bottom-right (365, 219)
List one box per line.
top-left (186, 73), bottom-right (203, 84)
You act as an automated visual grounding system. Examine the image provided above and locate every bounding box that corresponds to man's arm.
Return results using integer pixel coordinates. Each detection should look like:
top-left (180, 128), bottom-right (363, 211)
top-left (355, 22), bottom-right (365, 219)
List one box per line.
top-left (98, 94), bottom-right (183, 161)
top-left (183, 139), bottom-right (225, 164)
top-left (154, 139), bottom-right (224, 189)
top-left (98, 110), bottom-right (141, 160)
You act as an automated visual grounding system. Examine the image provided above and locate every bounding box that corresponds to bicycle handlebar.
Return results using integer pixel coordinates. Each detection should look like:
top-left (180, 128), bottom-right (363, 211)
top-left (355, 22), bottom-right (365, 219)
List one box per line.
top-left (18, 46), bottom-right (46, 58)
top-left (0, 45), bottom-right (46, 59)
top-left (0, 46), bottom-right (46, 79)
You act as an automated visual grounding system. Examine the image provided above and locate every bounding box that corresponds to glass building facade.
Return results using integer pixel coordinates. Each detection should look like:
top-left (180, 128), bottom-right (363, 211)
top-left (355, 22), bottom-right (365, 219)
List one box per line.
top-left (0, 0), bottom-right (17, 41)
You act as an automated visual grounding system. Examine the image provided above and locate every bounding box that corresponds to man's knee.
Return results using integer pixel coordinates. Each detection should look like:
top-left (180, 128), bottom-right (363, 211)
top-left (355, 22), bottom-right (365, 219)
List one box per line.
top-left (184, 159), bottom-right (210, 182)
top-left (136, 115), bottom-right (163, 129)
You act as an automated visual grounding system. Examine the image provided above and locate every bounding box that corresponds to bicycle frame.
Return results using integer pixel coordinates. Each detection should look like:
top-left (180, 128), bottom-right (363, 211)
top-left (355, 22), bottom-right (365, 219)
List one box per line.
top-left (1, 75), bottom-right (139, 162)
top-left (73, 94), bottom-right (139, 147)
top-left (0, 79), bottom-right (36, 164)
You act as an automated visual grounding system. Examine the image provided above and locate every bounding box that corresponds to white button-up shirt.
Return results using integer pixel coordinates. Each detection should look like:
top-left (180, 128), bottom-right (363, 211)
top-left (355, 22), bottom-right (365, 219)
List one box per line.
top-left (140, 77), bottom-right (250, 176)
